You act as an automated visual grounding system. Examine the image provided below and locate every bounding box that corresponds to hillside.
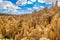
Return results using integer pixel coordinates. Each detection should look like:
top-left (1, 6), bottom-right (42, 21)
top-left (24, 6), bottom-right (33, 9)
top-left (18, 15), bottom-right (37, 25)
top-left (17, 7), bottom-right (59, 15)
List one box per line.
top-left (0, 6), bottom-right (60, 40)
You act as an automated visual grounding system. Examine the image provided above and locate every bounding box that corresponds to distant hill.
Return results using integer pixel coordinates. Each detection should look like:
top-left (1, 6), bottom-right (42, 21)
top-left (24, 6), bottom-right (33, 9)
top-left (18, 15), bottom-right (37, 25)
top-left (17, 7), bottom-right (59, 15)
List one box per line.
top-left (0, 13), bottom-right (13, 16)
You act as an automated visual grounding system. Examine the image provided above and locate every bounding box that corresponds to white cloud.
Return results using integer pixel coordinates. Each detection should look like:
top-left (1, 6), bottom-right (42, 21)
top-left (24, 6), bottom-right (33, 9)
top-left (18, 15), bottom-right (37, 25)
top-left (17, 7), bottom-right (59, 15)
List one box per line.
top-left (0, 0), bottom-right (21, 14)
top-left (45, 0), bottom-right (56, 5)
top-left (40, 6), bottom-right (44, 8)
top-left (31, 0), bottom-right (36, 2)
top-left (1, 0), bottom-right (59, 15)
top-left (27, 1), bottom-right (33, 4)
top-left (58, 2), bottom-right (60, 6)
top-left (0, 0), bottom-right (2, 2)
top-left (45, 0), bottom-right (52, 4)
top-left (16, 1), bottom-right (21, 6)
top-left (58, 0), bottom-right (60, 2)
top-left (22, 2), bottom-right (27, 5)
top-left (27, 8), bottom-right (32, 10)
top-left (16, 0), bottom-right (27, 6)
top-left (38, 0), bottom-right (45, 3)
top-left (33, 6), bottom-right (39, 10)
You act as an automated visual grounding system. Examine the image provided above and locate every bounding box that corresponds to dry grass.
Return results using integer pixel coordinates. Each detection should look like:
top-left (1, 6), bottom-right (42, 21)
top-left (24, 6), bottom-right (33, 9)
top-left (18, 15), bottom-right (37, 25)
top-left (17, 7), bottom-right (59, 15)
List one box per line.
top-left (0, 7), bottom-right (60, 40)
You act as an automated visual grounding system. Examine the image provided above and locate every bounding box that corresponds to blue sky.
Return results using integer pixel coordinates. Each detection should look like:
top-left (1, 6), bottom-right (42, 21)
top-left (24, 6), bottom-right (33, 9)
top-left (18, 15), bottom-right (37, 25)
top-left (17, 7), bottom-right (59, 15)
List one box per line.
top-left (5, 0), bottom-right (17, 4)
top-left (0, 0), bottom-right (58, 15)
